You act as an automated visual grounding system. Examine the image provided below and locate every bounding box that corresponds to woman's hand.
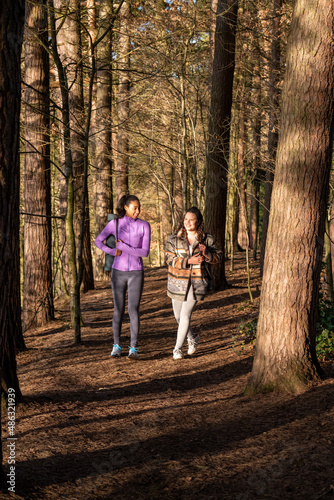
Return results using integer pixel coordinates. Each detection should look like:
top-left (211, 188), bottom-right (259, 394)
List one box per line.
top-left (188, 254), bottom-right (205, 265)
top-left (199, 243), bottom-right (211, 261)
top-left (198, 243), bottom-right (208, 256)
top-left (115, 239), bottom-right (122, 256)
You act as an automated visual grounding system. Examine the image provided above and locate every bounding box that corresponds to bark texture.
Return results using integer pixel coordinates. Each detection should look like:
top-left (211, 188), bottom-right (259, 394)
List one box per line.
top-left (0, 0), bottom-right (25, 481)
top-left (116, 0), bottom-right (130, 199)
top-left (56, 0), bottom-right (94, 292)
top-left (247, 0), bottom-right (334, 393)
top-left (24, 0), bottom-right (54, 331)
top-left (260, 0), bottom-right (282, 274)
top-left (204, 0), bottom-right (238, 289)
top-left (94, 0), bottom-right (114, 280)
top-left (50, 0), bottom-right (77, 327)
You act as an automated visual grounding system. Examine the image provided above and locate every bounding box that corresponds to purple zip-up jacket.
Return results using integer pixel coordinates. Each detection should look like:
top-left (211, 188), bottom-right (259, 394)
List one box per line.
top-left (94, 216), bottom-right (151, 271)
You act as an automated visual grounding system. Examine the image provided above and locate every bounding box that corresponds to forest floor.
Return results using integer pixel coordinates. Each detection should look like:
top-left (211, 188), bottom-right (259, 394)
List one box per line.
top-left (2, 253), bottom-right (334, 500)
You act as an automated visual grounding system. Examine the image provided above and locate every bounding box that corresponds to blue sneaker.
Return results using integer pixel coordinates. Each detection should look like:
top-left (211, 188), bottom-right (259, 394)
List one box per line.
top-left (128, 346), bottom-right (138, 360)
top-left (111, 344), bottom-right (122, 357)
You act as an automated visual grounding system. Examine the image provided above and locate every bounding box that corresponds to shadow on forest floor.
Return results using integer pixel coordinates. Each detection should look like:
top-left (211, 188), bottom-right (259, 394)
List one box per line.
top-left (3, 253), bottom-right (334, 500)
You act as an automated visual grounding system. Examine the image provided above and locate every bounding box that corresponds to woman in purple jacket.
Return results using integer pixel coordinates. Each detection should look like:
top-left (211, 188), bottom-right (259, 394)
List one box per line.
top-left (95, 195), bottom-right (151, 360)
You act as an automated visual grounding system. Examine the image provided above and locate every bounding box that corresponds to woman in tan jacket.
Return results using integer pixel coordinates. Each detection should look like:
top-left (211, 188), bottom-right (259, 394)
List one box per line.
top-left (165, 207), bottom-right (223, 360)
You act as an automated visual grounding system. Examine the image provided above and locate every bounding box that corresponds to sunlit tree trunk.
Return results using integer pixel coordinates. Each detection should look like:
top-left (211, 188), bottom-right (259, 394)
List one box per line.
top-left (246, 0), bottom-right (334, 394)
top-left (62, 0), bottom-right (94, 292)
top-left (204, 0), bottom-right (238, 289)
top-left (250, 50), bottom-right (262, 259)
top-left (237, 89), bottom-right (248, 250)
top-left (87, 0), bottom-right (97, 167)
top-left (23, 0), bottom-right (54, 331)
top-left (0, 0), bottom-right (25, 482)
top-left (208, 0), bottom-right (218, 97)
top-left (173, 162), bottom-right (183, 230)
top-left (94, 0), bottom-right (114, 279)
top-left (116, 0), bottom-right (130, 199)
top-left (260, 0), bottom-right (282, 274)
top-left (49, 0), bottom-right (77, 328)
top-left (180, 37), bottom-right (192, 212)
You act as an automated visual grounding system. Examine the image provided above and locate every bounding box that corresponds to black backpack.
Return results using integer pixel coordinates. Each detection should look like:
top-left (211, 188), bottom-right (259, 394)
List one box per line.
top-left (104, 214), bottom-right (119, 272)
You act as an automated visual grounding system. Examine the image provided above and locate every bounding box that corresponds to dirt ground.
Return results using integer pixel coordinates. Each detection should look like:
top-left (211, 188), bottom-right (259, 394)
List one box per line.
top-left (2, 254), bottom-right (334, 500)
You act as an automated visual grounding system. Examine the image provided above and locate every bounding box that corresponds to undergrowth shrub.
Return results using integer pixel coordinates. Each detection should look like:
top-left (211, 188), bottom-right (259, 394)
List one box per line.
top-left (237, 294), bottom-right (334, 361)
top-left (316, 294), bottom-right (334, 361)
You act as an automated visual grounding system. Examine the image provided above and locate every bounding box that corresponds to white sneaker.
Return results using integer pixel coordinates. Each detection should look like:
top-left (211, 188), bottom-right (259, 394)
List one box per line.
top-left (187, 336), bottom-right (199, 355)
top-left (173, 348), bottom-right (184, 360)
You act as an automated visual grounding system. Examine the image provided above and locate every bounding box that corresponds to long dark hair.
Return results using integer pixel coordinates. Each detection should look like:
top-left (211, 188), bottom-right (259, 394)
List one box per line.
top-left (116, 194), bottom-right (140, 218)
top-left (177, 206), bottom-right (205, 243)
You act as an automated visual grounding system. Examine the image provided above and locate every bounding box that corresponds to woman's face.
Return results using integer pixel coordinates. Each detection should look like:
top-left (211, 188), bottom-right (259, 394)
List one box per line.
top-left (124, 201), bottom-right (141, 219)
top-left (184, 212), bottom-right (198, 232)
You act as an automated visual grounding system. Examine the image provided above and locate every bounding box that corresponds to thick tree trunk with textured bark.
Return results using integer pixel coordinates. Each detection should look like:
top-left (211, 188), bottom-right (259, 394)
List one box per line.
top-left (0, 0), bottom-right (25, 483)
top-left (204, 0), bottom-right (238, 289)
top-left (94, 0), bottom-right (114, 280)
top-left (23, 0), bottom-right (54, 331)
top-left (246, 0), bottom-right (334, 394)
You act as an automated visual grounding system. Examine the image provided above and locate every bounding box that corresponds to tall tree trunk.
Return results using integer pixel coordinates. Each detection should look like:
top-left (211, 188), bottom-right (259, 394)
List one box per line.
top-left (180, 38), bottom-right (191, 212)
top-left (63, 0), bottom-right (94, 292)
top-left (249, 177), bottom-right (260, 257)
top-left (260, 0), bottom-right (282, 274)
top-left (231, 181), bottom-right (239, 268)
top-left (23, 0), bottom-right (54, 331)
top-left (49, 0), bottom-right (77, 328)
top-left (228, 86), bottom-right (240, 264)
top-left (173, 161), bottom-right (183, 230)
top-left (237, 93), bottom-right (248, 250)
top-left (116, 0), bottom-right (130, 199)
top-left (246, 0), bottom-right (334, 394)
top-left (209, 0), bottom-right (218, 71)
top-left (0, 0), bottom-right (25, 483)
top-left (75, 33), bottom-right (96, 342)
top-left (94, 0), bottom-right (114, 280)
top-left (204, 0), bottom-right (238, 289)
top-left (87, 0), bottom-right (97, 168)
top-left (250, 50), bottom-right (262, 259)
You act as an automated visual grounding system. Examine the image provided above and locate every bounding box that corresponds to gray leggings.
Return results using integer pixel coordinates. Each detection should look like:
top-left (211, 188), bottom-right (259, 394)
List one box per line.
top-left (172, 287), bottom-right (197, 349)
top-left (111, 269), bottom-right (144, 348)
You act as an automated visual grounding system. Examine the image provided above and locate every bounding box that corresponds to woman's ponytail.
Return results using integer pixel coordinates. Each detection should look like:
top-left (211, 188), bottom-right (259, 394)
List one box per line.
top-left (116, 194), bottom-right (140, 218)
